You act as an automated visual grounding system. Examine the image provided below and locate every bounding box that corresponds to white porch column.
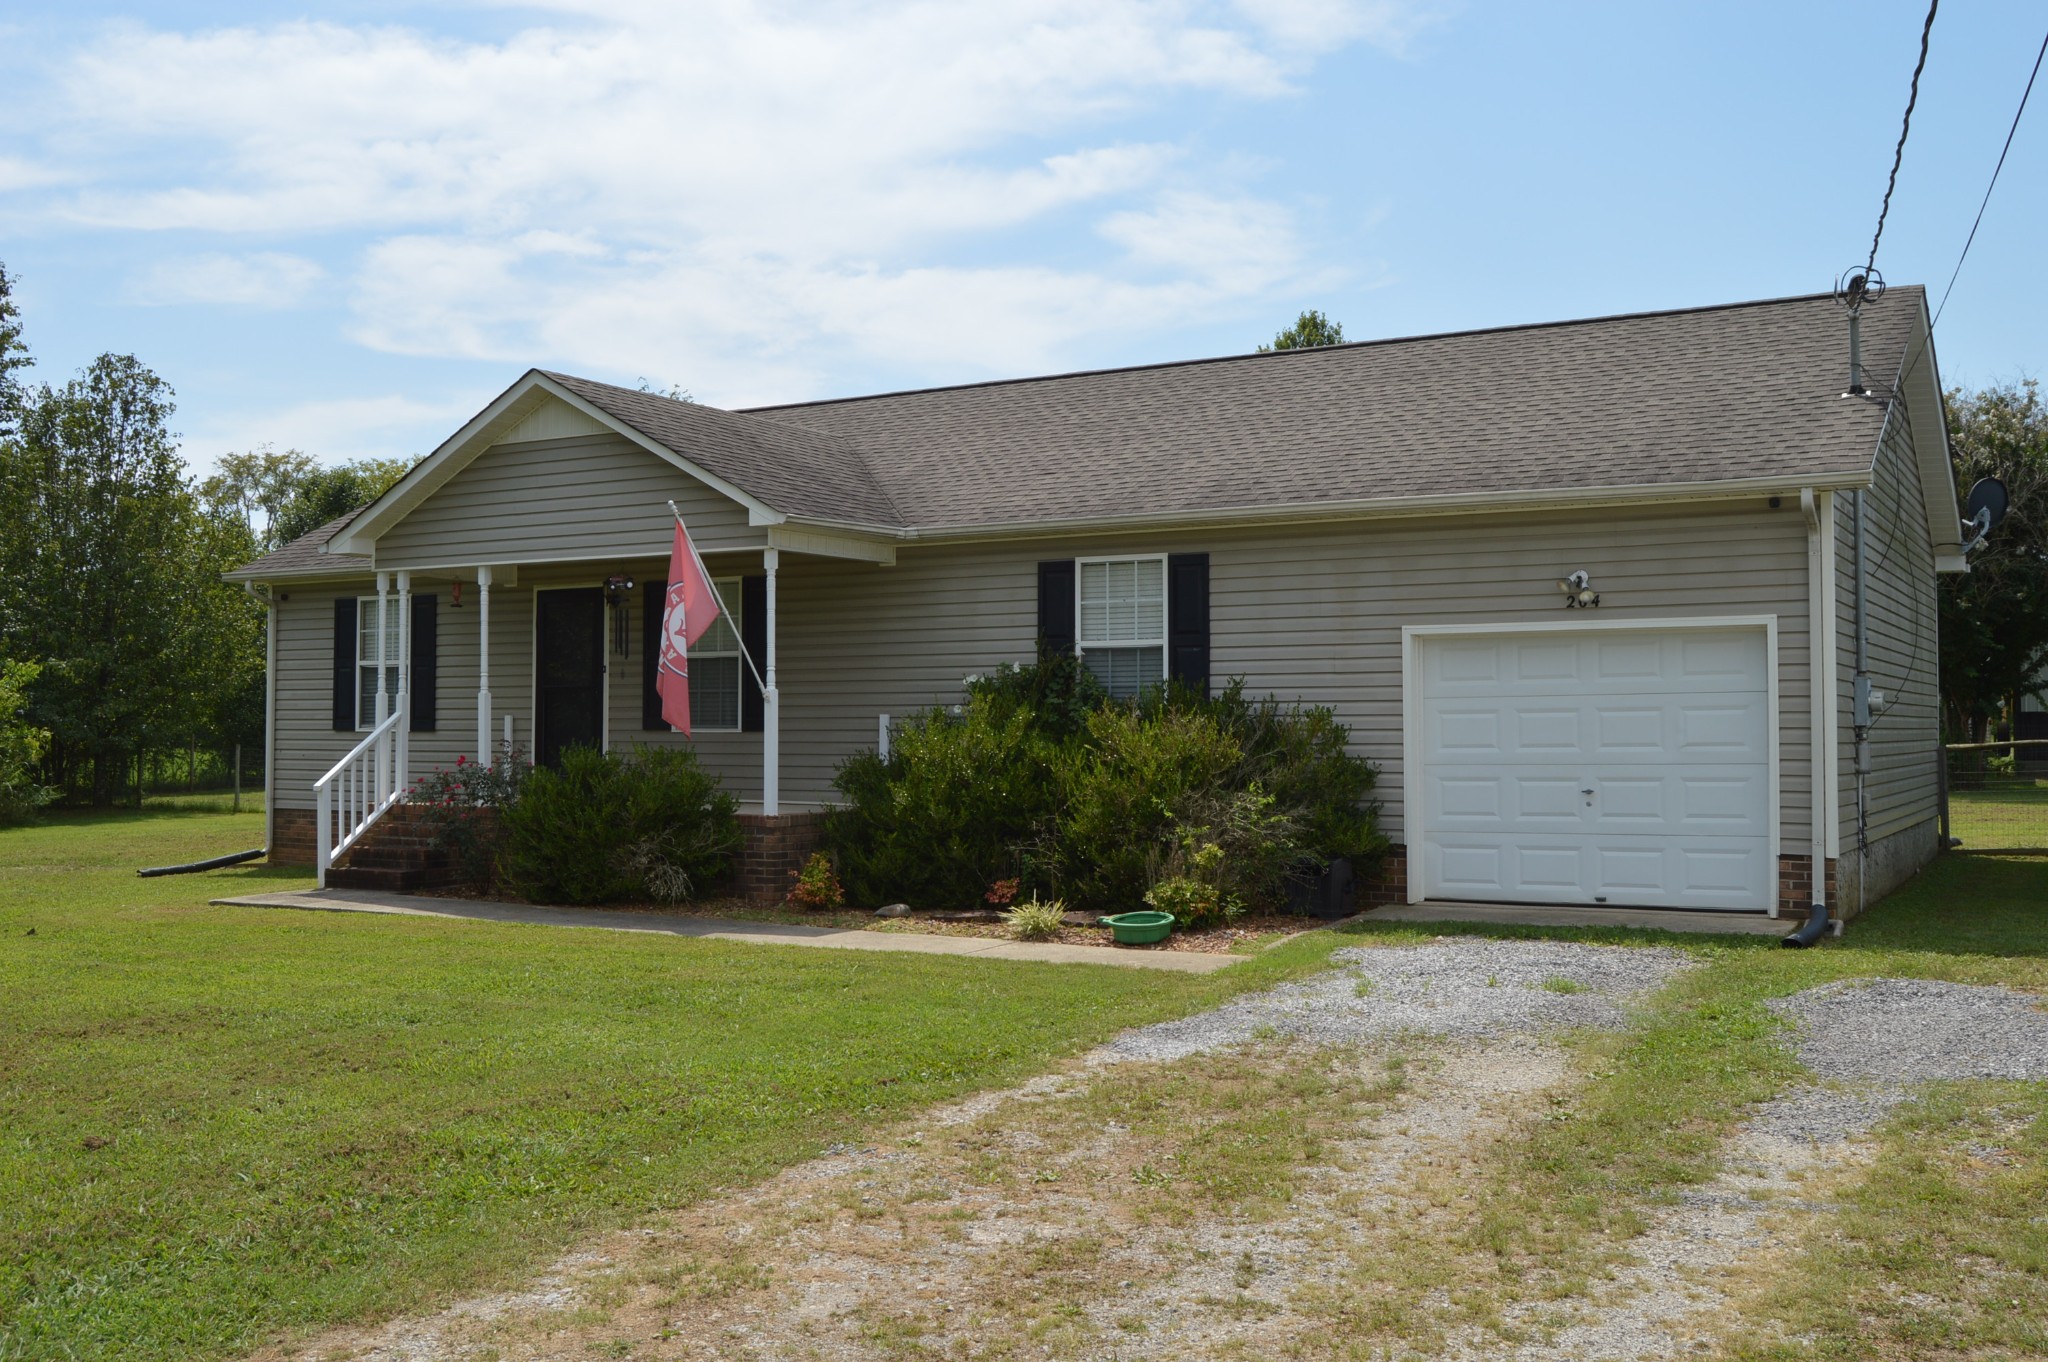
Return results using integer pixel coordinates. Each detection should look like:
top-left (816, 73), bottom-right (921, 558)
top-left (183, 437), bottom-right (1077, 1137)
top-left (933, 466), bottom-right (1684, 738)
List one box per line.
top-left (762, 547), bottom-right (779, 816)
top-left (374, 571), bottom-right (391, 800)
top-left (395, 570), bottom-right (412, 794)
top-left (476, 566), bottom-right (493, 768)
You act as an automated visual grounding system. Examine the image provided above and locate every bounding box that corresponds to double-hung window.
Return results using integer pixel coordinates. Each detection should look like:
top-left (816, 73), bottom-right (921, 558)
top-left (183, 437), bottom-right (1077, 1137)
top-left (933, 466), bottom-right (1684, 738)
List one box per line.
top-left (690, 578), bottom-right (743, 732)
top-left (1076, 555), bottom-right (1166, 699)
top-left (356, 597), bottom-right (402, 730)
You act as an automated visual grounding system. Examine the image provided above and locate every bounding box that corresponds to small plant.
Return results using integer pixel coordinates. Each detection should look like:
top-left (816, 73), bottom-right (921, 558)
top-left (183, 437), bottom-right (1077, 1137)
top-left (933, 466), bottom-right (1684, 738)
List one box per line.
top-left (1143, 838), bottom-right (1245, 931)
top-left (984, 877), bottom-right (1020, 907)
top-left (1002, 894), bottom-right (1067, 941)
top-left (1541, 976), bottom-right (1588, 994)
top-left (409, 749), bottom-right (530, 887)
top-left (786, 851), bottom-right (845, 912)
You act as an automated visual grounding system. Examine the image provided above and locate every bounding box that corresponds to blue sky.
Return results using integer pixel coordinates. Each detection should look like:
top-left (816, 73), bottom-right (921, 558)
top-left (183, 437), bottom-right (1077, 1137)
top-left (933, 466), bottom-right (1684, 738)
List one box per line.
top-left (2, 1), bottom-right (2043, 476)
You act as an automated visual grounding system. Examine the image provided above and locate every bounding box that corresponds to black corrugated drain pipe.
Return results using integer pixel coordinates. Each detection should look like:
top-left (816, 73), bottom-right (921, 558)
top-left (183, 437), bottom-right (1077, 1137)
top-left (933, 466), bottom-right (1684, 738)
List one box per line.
top-left (1781, 901), bottom-right (1832, 948)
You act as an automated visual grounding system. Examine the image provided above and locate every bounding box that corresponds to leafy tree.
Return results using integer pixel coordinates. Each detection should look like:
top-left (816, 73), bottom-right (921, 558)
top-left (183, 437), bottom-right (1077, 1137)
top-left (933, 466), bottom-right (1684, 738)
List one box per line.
top-left (0, 355), bottom-right (264, 804)
top-left (0, 262), bottom-right (29, 439)
top-left (1257, 309), bottom-right (1345, 352)
top-left (269, 457), bottom-right (411, 547)
top-left (201, 445), bottom-right (317, 550)
top-left (1939, 379), bottom-right (2048, 741)
top-left (0, 659), bottom-right (53, 824)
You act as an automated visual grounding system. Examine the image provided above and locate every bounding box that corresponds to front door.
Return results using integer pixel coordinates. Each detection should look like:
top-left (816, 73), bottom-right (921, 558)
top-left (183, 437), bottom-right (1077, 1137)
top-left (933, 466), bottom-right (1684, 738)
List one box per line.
top-left (535, 588), bottom-right (605, 767)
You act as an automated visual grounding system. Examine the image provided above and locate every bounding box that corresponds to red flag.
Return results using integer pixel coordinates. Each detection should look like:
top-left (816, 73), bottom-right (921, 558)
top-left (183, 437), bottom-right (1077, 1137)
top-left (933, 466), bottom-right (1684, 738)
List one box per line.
top-left (656, 519), bottom-right (722, 736)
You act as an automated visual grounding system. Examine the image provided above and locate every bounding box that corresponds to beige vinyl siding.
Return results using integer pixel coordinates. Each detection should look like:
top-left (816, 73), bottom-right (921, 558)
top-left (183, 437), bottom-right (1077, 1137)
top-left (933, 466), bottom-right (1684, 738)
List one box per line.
top-left (1835, 407), bottom-right (1942, 849)
top-left (374, 433), bottom-right (762, 570)
top-left (273, 503), bottom-right (1815, 856)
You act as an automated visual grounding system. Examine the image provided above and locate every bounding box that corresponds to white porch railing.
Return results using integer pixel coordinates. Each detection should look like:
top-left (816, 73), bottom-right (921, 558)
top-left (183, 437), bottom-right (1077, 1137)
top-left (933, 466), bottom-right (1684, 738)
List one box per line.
top-left (314, 701), bottom-right (407, 888)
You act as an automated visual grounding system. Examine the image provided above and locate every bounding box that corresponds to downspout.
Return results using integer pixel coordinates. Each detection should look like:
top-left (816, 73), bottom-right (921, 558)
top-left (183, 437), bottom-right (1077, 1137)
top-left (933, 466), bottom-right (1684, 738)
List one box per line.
top-left (1788, 490), bottom-right (1831, 946)
top-left (244, 581), bottom-right (276, 857)
top-left (1853, 484), bottom-right (1871, 923)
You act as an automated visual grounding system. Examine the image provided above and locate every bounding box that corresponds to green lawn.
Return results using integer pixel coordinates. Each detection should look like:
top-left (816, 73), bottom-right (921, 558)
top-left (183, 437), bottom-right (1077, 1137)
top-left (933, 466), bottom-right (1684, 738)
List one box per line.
top-left (0, 809), bottom-right (1335, 1362)
top-left (1950, 776), bottom-right (2048, 850)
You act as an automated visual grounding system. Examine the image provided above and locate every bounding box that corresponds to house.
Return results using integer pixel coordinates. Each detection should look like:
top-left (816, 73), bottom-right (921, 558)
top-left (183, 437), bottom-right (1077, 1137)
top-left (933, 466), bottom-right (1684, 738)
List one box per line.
top-left (229, 288), bottom-right (1964, 922)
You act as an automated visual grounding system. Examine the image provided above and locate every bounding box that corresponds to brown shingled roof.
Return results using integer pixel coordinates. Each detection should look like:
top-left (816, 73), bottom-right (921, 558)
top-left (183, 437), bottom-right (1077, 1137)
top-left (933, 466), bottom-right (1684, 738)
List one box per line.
top-left (739, 289), bottom-right (1922, 531)
top-left (234, 289), bottom-right (1926, 575)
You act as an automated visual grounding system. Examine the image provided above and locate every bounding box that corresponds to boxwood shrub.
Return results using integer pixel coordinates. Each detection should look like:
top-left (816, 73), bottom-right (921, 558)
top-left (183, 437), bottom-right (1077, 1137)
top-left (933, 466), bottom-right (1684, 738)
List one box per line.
top-left (500, 744), bottom-right (739, 905)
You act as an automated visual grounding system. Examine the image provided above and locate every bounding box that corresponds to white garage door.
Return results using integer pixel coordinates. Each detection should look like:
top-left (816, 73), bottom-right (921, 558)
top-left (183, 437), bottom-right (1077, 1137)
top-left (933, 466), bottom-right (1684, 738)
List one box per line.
top-left (1416, 627), bottom-right (1774, 912)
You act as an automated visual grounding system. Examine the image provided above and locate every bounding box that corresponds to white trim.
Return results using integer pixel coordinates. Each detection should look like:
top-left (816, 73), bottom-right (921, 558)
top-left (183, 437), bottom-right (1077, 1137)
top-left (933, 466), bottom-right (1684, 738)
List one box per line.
top-left (894, 473), bottom-right (1876, 546)
top-left (1400, 615), bottom-right (1783, 913)
top-left (762, 547), bottom-right (780, 817)
top-left (263, 589), bottom-right (276, 854)
top-left (327, 370), bottom-right (784, 557)
top-left (1073, 552), bottom-right (1169, 696)
top-left (1817, 492), bottom-right (1841, 860)
top-left (765, 524), bottom-right (896, 565)
top-left (354, 591), bottom-right (403, 731)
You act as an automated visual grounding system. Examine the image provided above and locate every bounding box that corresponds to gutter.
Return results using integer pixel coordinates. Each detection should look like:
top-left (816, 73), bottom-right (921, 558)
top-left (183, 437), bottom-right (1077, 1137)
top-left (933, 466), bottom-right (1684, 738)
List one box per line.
top-left (1797, 489), bottom-right (1836, 937)
top-left (243, 581), bottom-right (276, 859)
top-left (783, 469), bottom-right (1881, 547)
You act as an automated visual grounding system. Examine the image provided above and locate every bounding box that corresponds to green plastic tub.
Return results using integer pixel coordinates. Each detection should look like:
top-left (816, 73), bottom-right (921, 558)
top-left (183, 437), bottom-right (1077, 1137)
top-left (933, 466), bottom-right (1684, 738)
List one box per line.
top-left (1100, 910), bottom-right (1175, 945)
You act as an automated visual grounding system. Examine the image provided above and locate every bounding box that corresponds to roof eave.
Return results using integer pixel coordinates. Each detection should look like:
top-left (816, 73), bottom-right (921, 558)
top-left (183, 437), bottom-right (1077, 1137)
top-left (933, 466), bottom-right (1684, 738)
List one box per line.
top-left (886, 471), bottom-right (1877, 544)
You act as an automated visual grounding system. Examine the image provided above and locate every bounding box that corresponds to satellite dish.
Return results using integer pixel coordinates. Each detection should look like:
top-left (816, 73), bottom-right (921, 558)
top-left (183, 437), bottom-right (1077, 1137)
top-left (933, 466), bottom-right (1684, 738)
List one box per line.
top-left (1967, 478), bottom-right (2009, 530)
top-left (1961, 477), bottom-right (2008, 554)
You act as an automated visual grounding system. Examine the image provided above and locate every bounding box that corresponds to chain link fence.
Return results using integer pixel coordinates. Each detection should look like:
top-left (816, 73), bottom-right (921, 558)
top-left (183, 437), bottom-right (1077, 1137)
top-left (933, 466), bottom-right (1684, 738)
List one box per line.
top-left (1943, 740), bottom-right (2048, 853)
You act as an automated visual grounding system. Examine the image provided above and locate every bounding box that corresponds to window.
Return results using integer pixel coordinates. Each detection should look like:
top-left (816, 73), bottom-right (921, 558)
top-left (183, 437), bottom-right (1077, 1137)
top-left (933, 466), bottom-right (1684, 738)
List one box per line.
top-left (1077, 556), bottom-right (1166, 699)
top-left (356, 596), bottom-right (402, 729)
top-left (691, 578), bottom-right (743, 732)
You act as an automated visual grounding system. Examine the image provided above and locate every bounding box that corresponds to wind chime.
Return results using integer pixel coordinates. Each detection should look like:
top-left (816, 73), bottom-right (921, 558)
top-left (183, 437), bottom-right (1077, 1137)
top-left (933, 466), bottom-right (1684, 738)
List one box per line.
top-left (604, 574), bottom-right (635, 657)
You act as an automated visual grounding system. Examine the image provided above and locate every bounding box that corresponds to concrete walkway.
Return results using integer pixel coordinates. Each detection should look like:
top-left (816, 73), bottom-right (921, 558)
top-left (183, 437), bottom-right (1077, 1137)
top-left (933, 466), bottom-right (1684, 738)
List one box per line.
top-left (209, 888), bottom-right (1242, 973)
top-left (1368, 899), bottom-right (1800, 937)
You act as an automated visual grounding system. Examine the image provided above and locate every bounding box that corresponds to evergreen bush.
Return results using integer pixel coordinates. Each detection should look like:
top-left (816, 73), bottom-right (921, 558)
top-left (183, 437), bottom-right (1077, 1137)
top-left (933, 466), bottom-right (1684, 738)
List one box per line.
top-left (499, 745), bottom-right (738, 905)
top-left (826, 654), bottom-right (1385, 918)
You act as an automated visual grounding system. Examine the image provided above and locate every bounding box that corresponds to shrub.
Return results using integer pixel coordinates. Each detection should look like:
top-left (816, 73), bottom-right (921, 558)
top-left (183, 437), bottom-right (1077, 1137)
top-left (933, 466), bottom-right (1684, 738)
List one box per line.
top-left (1002, 894), bottom-right (1067, 942)
top-left (408, 750), bottom-right (528, 887)
top-left (500, 745), bottom-right (738, 905)
top-left (1143, 838), bottom-right (1245, 930)
top-left (1050, 704), bottom-right (1243, 911)
top-left (827, 697), bottom-right (1058, 909)
top-left (826, 653), bottom-right (1385, 921)
top-left (786, 851), bottom-right (845, 911)
top-left (984, 878), bottom-right (1020, 907)
top-left (0, 660), bottom-right (53, 827)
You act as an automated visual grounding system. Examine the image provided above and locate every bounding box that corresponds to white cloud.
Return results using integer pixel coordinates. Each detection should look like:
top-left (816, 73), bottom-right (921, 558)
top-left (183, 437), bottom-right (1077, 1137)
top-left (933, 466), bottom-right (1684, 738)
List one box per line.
top-left (127, 251), bottom-right (326, 307)
top-left (19, 1), bottom-right (1422, 394)
top-left (183, 390), bottom-right (498, 476)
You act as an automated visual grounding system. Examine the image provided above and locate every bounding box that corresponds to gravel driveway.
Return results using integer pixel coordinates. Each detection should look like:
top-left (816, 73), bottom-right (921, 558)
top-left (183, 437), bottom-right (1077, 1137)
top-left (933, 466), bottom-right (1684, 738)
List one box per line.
top-left (277, 943), bottom-right (2048, 1362)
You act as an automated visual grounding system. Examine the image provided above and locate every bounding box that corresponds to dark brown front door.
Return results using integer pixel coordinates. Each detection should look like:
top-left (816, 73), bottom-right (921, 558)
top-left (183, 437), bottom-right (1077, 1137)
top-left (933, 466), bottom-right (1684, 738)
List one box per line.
top-left (535, 588), bottom-right (604, 767)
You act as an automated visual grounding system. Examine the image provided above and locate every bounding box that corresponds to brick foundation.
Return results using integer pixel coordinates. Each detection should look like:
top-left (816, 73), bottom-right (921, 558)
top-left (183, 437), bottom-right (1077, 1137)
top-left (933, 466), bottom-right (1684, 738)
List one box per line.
top-left (1776, 853), bottom-right (1839, 920)
top-left (1356, 845), bottom-right (1407, 908)
top-left (734, 811), bottom-right (831, 906)
top-left (270, 806), bottom-right (315, 867)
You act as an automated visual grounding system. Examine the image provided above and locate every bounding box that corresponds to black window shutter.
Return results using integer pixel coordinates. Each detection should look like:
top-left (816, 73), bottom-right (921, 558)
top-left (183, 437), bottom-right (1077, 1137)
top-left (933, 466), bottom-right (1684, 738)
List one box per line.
top-left (1037, 560), bottom-right (1076, 656)
top-left (409, 594), bottom-right (437, 731)
top-left (1167, 552), bottom-right (1210, 699)
top-left (332, 596), bottom-right (357, 731)
top-left (740, 574), bottom-right (767, 733)
top-left (641, 581), bottom-right (669, 731)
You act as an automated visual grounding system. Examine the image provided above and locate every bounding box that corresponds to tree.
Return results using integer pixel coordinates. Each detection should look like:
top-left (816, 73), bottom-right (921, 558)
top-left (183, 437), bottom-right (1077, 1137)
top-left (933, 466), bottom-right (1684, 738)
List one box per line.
top-left (201, 445), bottom-right (317, 550)
top-left (1258, 309), bottom-right (1345, 352)
top-left (1938, 379), bottom-right (2048, 741)
top-left (0, 262), bottom-right (29, 439)
top-left (269, 457), bottom-right (411, 547)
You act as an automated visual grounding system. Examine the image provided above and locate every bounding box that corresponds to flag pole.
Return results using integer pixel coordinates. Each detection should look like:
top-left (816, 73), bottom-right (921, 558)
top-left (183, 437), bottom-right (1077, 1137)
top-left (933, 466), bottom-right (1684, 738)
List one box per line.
top-left (666, 500), bottom-right (766, 692)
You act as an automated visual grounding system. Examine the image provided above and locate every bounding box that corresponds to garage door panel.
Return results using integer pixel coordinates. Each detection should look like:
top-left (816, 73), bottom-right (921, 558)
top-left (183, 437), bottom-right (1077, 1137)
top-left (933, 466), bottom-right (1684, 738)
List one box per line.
top-left (1418, 627), bottom-right (1773, 912)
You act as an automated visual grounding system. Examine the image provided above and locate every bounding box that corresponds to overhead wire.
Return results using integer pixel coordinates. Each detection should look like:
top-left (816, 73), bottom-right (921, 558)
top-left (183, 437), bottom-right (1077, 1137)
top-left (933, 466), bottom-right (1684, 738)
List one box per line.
top-left (1866, 0), bottom-right (1940, 277)
top-left (1929, 23), bottom-right (2048, 328)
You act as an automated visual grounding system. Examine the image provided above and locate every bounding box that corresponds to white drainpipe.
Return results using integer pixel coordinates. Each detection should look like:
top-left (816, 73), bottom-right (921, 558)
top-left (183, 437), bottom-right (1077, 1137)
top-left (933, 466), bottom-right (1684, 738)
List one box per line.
top-left (1800, 488), bottom-right (1830, 921)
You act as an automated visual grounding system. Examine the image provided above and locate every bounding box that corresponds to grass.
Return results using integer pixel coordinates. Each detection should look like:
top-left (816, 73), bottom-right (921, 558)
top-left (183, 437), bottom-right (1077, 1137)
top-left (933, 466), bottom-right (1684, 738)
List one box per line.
top-left (0, 808), bottom-right (1345, 1362)
top-left (1948, 776), bottom-right (2048, 850)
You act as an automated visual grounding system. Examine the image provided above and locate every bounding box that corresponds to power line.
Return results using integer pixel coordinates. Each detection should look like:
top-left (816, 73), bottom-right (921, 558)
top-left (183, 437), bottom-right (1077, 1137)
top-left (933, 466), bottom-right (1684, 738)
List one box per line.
top-left (1930, 24), bottom-right (2048, 327)
top-left (1867, 0), bottom-right (1940, 276)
